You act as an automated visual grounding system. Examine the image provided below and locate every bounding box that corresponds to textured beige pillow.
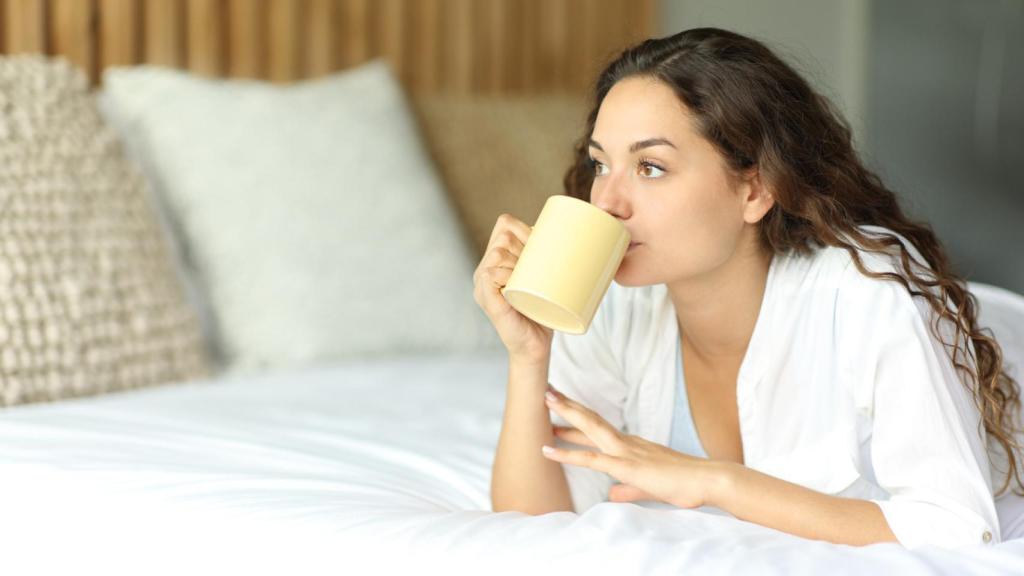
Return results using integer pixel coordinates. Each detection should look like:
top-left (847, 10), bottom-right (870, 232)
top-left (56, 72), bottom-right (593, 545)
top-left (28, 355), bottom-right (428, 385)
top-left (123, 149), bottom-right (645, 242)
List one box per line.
top-left (409, 94), bottom-right (588, 260)
top-left (0, 55), bottom-right (211, 406)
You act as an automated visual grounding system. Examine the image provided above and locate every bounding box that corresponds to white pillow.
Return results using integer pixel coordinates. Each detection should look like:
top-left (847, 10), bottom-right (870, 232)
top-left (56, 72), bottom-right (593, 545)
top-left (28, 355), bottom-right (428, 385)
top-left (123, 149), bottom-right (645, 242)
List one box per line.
top-left (97, 60), bottom-right (501, 374)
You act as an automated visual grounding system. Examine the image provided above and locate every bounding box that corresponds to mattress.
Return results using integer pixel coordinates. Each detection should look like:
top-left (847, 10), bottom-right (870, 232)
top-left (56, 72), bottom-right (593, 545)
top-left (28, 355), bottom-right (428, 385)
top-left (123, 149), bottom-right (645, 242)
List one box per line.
top-left (1, 351), bottom-right (1022, 575)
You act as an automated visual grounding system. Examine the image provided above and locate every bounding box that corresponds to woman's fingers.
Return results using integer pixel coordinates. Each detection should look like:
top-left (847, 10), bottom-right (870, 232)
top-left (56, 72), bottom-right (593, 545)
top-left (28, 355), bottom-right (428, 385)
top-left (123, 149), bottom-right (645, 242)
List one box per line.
top-left (484, 265), bottom-right (513, 289)
top-left (552, 425), bottom-right (596, 447)
top-left (504, 231), bottom-right (526, 255)
top-left (476, 214), bottom-right (528, 291)
top-left (475, 267), bottom-right (514, 317)
top-left (608, 483), bottom-right (659, 503)
top-left (482, 245), bottom-right (519, 269)
top-left (476, 239), bottom-right (523, 288)
top-left (499, 214), bottom-right (531, 250)
top-left (540, 444), bottom-right (617, 475)
top-left (545, 389), bottom-right (623, 453)
top-left (486, 214), bottom-right (530, 254)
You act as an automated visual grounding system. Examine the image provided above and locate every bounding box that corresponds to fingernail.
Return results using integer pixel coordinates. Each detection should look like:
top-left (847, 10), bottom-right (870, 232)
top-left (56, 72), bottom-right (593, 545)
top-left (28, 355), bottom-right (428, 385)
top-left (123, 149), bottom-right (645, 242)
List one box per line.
top-left (545, 391), bottom-right (558, 403)
top-left (541, 445), bottom-right (555, 455)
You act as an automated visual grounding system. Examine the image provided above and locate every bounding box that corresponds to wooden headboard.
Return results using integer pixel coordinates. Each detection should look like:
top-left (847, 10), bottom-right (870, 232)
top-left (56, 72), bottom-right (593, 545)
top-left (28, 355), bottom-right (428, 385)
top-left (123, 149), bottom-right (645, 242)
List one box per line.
top-left (0, 0), bottom-right (655, 258)
top-left (0, 0), bottom-right (654, 93)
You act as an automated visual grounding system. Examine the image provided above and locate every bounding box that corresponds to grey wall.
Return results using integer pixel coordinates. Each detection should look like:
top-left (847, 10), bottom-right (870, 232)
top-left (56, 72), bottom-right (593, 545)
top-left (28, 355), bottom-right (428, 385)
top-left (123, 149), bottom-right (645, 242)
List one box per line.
top-left (660, 0), bottom-right (1024, 293)
top-left (866, 0), bottom-right (1023, 293)
top-left (659, 0), bottom-right (869, 147)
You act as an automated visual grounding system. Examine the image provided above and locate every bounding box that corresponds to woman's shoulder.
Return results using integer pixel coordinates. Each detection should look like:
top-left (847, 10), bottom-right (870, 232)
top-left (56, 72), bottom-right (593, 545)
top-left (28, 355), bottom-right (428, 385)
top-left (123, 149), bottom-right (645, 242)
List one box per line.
top-left (802, 225), bottom-right (943, 335)
top-left (764, 226), bottom-right (957, 406)
top-left (781, 224), bottom-right (932, 291)
top-left (764, 225), bottom-right (940, 345)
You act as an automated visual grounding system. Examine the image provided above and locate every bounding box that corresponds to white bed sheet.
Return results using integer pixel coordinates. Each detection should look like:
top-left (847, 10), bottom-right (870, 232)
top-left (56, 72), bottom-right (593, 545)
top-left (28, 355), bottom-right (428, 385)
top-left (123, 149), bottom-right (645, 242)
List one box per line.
top-left (1, 352), bottom-right (1023, 575)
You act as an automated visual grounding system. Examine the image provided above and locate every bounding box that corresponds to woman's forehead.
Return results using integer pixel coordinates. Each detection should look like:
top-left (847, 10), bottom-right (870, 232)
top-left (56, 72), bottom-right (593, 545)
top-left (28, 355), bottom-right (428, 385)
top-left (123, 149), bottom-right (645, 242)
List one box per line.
top-left (593, 77), bottom-right (698, 150)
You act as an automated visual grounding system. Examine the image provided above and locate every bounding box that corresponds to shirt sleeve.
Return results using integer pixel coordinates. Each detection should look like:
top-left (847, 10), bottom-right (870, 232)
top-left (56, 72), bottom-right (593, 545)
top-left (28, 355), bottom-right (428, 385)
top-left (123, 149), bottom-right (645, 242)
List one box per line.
top-left (836, 253), bottom-right (1001, 549)
top-left (547, 289), bottom-right (629, 514)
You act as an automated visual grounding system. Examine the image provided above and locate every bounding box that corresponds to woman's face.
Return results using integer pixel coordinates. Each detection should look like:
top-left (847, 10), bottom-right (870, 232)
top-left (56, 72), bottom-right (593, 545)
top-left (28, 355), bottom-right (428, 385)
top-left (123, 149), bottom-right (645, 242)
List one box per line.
top-left (588, 76), bottom-right (769, 287)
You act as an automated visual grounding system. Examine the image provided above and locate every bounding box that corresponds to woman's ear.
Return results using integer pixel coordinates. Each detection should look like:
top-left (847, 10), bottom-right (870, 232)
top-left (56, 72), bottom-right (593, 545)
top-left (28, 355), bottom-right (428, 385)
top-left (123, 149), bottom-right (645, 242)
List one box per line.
top-left (739, 168), bottom-right (775, 224)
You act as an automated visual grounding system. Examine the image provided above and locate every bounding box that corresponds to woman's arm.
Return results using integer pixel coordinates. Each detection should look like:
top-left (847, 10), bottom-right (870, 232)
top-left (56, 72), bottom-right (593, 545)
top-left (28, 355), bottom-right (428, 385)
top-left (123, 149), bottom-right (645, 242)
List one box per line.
top-left (833, 256), bottom-right (1001, 548)
top-left (491, 356), bottom-right (574, 514)
top-left (707, 461), bottom-right (898, 546)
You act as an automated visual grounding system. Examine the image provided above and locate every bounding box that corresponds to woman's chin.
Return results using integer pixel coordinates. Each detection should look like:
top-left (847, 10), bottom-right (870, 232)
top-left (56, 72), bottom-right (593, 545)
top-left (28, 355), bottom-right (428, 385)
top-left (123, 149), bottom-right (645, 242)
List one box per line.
top-left (613, 262), bottom-right (648, 287)
top-left (614, 250), bottom-right (667, 287)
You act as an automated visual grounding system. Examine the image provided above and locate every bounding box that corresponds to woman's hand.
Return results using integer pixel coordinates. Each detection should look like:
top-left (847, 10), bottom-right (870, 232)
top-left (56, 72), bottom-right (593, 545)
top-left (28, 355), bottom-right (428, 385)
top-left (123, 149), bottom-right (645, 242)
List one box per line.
top-left (473, 214), bottom-right (554, 363)
top-left (543, 390), bottom-right (901, 547)
top-left (542, 387), bottom-right (725, 509)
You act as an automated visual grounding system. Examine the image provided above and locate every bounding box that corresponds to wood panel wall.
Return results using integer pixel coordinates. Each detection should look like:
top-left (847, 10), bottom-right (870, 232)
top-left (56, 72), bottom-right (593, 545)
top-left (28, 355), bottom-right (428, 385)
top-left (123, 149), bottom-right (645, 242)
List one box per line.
top-left (0, 0), bottom-right (655, 93)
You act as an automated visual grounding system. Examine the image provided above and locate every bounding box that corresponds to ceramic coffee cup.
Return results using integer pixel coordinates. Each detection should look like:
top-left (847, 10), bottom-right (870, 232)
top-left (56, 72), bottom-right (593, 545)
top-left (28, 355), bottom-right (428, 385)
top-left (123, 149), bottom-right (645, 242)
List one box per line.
top-left (500, 195), bottom-right (630, 334)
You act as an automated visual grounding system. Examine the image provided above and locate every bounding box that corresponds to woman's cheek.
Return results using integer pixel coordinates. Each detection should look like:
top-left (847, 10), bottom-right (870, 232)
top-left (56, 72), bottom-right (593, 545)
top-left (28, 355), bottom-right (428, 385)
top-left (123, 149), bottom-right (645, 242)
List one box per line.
top-left (672, 207), bottom-right (736, 272)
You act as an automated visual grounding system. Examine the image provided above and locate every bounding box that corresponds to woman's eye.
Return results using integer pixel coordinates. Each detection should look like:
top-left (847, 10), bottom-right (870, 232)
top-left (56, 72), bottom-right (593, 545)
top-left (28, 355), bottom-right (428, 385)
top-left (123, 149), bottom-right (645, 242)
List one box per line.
top-left (590, 158), bottom-right (665, 178)
top-left (639, 161), bottom-right (665, 178)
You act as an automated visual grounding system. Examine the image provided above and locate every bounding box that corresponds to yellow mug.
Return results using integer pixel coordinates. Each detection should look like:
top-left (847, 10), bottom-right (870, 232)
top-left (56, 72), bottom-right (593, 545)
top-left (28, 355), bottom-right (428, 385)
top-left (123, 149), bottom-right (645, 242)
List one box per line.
top-left (500, 195), bottom-right (631, 334)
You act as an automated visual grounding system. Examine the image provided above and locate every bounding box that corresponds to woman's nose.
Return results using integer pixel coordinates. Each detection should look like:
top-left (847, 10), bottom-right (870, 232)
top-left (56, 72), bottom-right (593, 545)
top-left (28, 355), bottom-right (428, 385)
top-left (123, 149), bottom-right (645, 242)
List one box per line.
top-left (591, 177), bottom-right (631, 220)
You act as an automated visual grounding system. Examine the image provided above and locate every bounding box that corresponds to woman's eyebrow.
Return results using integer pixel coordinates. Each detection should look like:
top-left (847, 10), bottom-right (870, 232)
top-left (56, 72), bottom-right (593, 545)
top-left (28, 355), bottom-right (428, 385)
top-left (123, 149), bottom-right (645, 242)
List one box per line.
top-left (588, 137), bottom-right (677, 153)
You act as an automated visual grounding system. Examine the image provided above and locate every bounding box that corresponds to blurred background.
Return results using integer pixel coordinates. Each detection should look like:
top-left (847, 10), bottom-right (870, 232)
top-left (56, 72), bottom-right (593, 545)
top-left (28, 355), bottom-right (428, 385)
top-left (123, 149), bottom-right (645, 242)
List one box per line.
top-left (1, 0), bottom-right (1020, 292)
top-left (663, 0), bottom-right (1023, 293)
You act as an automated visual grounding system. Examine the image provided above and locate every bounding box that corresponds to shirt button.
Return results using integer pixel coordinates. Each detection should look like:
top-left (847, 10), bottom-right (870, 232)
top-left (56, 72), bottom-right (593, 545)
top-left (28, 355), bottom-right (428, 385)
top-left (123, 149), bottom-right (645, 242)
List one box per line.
top-left (982, 530), bottom-right (992, 543)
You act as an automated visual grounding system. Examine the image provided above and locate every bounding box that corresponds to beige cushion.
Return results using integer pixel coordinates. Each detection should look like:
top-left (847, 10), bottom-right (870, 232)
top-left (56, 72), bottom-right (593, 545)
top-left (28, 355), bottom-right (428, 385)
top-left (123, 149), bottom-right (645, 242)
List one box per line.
top-left (0, 55), bottom-right (211, 406)
top-left (410, 94), bottom-right (589, 260)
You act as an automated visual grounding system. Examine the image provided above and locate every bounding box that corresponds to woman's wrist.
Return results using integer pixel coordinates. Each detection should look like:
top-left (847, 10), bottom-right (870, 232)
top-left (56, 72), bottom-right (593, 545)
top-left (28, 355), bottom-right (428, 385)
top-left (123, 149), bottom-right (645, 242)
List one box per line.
top-left (506, 354), bottom-right (551, 397)
top-left (702, 459), bottom-right (741, 509)
top-left (508, 352), bottom-right (550, 370)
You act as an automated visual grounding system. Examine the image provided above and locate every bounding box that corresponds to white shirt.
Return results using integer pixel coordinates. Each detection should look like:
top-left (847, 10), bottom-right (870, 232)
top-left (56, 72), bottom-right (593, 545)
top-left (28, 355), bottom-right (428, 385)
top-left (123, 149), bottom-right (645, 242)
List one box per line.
top-left (547, 225), bottom-right (1000, 549)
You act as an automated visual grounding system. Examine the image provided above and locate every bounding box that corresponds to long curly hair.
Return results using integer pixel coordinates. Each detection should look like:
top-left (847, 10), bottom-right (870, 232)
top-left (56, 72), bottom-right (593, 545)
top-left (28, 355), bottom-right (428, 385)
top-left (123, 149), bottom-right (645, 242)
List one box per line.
top-left (564, 28), bottom-right (1023, 496)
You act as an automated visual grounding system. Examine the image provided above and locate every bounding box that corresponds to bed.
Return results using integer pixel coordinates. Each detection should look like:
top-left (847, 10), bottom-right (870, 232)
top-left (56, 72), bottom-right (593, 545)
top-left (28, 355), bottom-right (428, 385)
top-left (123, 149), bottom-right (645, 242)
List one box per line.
top-left (2, 348), bottom-right (1024, 575)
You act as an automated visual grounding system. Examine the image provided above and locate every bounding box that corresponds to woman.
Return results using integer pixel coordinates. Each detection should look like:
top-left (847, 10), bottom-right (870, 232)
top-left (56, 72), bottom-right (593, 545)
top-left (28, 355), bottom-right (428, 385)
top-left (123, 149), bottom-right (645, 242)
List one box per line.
top-left (475, 28), bottom-right (1021, 549)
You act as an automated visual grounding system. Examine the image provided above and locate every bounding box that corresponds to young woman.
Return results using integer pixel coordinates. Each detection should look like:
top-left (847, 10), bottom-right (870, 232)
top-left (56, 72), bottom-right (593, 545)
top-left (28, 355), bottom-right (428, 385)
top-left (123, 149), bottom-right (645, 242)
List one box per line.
top-left (475, 28), bottom-right (1022, 549)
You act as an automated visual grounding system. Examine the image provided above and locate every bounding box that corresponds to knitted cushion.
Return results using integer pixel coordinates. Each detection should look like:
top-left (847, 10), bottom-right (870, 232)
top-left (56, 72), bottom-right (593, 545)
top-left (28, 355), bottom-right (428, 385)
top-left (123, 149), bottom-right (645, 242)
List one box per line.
top-left (409, 94), bottom-right (588, 260)
top-left (0, 55), bottom-right (210, 406)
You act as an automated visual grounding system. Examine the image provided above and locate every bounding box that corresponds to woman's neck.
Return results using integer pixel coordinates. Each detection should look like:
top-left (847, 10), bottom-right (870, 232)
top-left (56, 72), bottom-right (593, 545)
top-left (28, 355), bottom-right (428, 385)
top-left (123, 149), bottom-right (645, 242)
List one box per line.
top-left (666, 232), bottom-right (773, 368)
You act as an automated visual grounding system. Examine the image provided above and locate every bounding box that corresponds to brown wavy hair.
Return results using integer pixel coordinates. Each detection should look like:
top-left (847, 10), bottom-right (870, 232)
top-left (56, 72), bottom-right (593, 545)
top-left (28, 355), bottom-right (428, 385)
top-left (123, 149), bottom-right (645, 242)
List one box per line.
top-left (564, 28), bottom-right (1023, 496)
